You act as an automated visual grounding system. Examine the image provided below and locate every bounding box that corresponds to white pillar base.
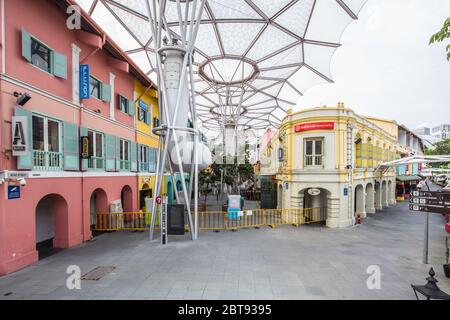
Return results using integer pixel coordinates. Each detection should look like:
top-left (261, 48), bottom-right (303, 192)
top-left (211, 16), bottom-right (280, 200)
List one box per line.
top-left (366, 207), bottom-right (376, 214)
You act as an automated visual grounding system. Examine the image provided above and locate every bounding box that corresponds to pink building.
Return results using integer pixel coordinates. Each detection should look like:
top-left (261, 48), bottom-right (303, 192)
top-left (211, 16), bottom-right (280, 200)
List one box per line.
top-left (0, 0), bottom-right (156, 275)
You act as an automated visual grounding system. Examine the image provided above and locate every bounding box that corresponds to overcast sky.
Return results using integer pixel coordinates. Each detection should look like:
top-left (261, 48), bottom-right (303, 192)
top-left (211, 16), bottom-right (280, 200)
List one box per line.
top-left (295, 0), bottom-right (450, 130)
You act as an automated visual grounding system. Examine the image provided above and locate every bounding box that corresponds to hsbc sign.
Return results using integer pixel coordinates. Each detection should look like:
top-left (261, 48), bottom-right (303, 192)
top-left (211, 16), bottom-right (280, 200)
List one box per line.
top-left (294, 122), bottom-right (334, 133)
top-left (12, 116), bottom-right (29, 157)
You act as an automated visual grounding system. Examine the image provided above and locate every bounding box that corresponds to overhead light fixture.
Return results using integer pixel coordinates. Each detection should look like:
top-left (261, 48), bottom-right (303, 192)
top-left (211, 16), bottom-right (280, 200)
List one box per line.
top-left (13, 92), bottom-right (32, 106)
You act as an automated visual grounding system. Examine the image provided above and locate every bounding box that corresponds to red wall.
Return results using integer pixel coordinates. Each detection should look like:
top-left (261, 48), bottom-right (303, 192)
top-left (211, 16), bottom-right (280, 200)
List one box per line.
top-left (4, 0), bottom-right (135, 128)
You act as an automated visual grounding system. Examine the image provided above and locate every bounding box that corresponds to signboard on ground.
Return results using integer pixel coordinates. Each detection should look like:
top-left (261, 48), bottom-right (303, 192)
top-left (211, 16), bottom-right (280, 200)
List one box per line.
top-left (409, 190), bottom-right (450, 214)
top-left (409, 204), bottom-right (449, 214)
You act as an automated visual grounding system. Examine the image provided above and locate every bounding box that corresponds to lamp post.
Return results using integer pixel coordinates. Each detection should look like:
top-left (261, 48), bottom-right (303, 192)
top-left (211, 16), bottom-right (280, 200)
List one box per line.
top-left (411, 268), bottom-right (450, 300)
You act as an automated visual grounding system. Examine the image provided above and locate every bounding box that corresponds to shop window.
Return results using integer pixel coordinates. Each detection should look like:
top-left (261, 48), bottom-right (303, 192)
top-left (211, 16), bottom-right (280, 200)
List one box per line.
top-left (90, 76), bottom-right (101, 100)
top-left (119, 95), bottom-right (129, 114)
top-left (22, 30), bottom-right (67, 79)
top-left (120, 139), bottom-right (131, 171)
top-left (87, 130), bottom-right (105, 170)
top-left (139, 145), bottom-right (149, 171)
top-left (32, 115), bottom-right (62, 170)
top-left (304, 138), bottom-right (323, 167)
top-left (31, 38), bottom-right (52, 73)
top-left (138, 100), bottom-right (151, 125)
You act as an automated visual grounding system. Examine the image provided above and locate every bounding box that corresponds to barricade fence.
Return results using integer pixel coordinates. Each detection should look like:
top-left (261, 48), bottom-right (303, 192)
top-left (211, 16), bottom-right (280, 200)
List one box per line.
top-left (91, 208), bottom-right (327, 232)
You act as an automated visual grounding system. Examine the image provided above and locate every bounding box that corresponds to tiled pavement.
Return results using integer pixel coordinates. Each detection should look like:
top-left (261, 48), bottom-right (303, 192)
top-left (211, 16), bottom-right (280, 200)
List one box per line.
top-left (0, 201), bottom-right (449, 300)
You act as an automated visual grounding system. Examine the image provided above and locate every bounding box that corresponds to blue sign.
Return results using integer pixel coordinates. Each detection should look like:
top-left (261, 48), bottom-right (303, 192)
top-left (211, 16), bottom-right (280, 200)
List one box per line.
top-left (344, 188), bottom-right (348, 196)
top-left (139, 100), bottom-right (149, 112)
top-left (79, 64), bottom-right (90, 99)
top-left (8, 186), bottom-right (20, 200)
top-left (285, 182), bottom-right (289, 190)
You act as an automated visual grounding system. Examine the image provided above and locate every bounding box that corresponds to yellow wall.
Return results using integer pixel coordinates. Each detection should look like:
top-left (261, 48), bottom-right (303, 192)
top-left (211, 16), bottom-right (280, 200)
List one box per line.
top-left (134, 81), bottom-right (164, 209)
top-left (134, 80), bottom-right (159, 148)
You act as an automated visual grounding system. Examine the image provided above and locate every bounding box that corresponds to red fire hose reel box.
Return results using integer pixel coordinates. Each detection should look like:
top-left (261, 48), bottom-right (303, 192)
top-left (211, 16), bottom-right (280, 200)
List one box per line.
top-left (445, 223), bottom-right (450, 234)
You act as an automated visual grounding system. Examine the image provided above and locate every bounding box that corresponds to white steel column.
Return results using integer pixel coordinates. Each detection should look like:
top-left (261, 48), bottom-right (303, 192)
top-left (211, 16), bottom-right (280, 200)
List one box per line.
top-left (146, 0), bottom-right (206, 241)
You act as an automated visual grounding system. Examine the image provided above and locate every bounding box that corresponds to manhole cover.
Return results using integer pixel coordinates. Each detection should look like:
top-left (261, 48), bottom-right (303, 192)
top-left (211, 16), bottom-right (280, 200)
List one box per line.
top-left (81, 266), bottom-right (116, 280)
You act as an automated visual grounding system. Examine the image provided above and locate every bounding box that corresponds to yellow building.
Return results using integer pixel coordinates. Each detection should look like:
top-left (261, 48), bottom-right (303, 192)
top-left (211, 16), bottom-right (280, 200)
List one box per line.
top-left (133, 80), bottom-right (164, 211)
top-left (259, 103), bottom-right (397, 228)
top-left (365, 116), bottom-right (424, 200)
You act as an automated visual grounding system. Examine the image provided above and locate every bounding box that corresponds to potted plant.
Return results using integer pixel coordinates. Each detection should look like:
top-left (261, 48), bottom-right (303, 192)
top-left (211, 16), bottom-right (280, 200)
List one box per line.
top-left (444, 236), bottom-right (450, 278)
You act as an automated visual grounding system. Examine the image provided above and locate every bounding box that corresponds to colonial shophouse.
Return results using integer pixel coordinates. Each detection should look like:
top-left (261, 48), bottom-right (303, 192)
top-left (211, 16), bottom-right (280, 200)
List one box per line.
top-left (0, 0), bottom-right (160, 275)
top-left (259, 103), bottom-right (397, 228)
top-left (365, 117), bottom-right (424, 200)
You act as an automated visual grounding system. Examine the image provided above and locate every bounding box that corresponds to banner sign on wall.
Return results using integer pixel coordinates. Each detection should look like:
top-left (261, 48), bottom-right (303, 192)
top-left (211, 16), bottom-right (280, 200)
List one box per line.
top-left (80, 136), bottom-right (91, 159)
top-left (139, 99), bottom-right (149, 112)
top-left (8, 186), bottom-right (20, 200)
top-left (12, 116), bottom-right (29, 157)
top-left (79, 64), bottom-right (90, 99)
top-left (294, 122), bottom-right (334, 133)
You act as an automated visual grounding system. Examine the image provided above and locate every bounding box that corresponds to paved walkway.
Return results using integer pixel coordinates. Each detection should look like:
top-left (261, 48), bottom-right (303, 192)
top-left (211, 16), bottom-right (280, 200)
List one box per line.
top-left (0, 201), bottom-right (449, 300)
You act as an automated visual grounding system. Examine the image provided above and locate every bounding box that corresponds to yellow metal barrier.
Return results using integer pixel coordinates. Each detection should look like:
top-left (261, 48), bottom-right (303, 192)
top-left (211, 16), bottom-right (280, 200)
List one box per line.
top-left (91, 208), bottom-right (327, 232)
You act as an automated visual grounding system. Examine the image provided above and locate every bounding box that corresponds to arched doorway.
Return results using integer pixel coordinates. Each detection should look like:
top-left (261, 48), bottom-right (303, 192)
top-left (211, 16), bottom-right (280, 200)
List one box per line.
top-left (121, 185), bottom-right (133, 212)
top-left (140, 183), bottom-right (152, 211)
top-left (35, 194), bottom-right (68, 260)
top-left (365, 183), bottom-right (375, 214)
top-left (381, 181), bottom-right (388, 207)
top-left (90, 188), bottom-right (108, 231)
top-left (354, 184), bottom-right (365, 218)
top-left (300, 188), bottom-right (330, 224)
top-left (278, 184), bottom-right (283, 209)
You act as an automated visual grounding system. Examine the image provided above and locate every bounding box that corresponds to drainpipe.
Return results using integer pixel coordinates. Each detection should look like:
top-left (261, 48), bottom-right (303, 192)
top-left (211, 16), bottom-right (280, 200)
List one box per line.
top-left (347, 122), bottom-right (355, 225)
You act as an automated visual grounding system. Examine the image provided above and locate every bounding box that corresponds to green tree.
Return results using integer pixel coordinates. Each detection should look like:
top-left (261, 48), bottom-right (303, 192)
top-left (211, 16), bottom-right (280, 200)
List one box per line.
top-left (429, 17), bottom-right (450, 60)
top-left (425, 138), bottom-right (450, 168)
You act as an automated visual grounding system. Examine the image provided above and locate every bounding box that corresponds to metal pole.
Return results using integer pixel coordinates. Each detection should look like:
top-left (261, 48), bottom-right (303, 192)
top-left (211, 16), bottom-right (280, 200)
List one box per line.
top-left (423, 179), bottom-right (431, 264)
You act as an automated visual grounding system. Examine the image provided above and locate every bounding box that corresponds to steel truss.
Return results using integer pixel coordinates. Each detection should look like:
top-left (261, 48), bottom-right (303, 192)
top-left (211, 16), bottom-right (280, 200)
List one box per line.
top-left (145, 0), bottom-right (207, 241)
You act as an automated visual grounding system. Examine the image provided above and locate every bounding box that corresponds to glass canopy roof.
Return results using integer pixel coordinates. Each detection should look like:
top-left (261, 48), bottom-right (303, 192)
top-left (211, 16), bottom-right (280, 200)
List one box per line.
top-left (76, 0), bottom-right (367, 135)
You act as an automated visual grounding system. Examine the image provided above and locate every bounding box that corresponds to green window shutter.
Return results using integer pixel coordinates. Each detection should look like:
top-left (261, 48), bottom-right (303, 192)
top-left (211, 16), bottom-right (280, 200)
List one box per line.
top-left (21, 29), bottom-right (32, 62)
top-left (53, 51), bottom-right (67, 79)
top-left (137, 144), bottom-right (142, 172)
top-left (101, 83), bottom-right (111, 102)
top-left (80, 127), bottom-right (88, 171)
top-left (145, 112), bottom-right (151, 125)
top-left (15, 107), bottom-right (33, 170)
top-left (149, 148), bottom-right (156, 173)
top-left (116, 137), bottom-right (121, 170)
top-left (131, 141), bottom-right (137, 172)
top-left (63, 122), bottom-right (79, 171)
top-left (105, 134), bottom-right (116, 172)
top-left (128, 99), bottom-right (135, 116)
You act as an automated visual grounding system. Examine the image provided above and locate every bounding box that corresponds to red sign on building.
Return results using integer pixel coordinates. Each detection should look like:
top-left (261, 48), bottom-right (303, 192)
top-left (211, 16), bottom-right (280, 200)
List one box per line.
top-left (294, 122), bottom-right (335, 132)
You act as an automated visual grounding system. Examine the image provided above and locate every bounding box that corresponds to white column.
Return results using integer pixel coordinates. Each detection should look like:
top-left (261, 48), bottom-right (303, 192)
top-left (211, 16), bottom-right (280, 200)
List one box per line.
top-left (382, 183), bottom-right (389, 208)
top-left (109, 72), bottom-right (116, 120)
top-left (71, 44), bottom-right (82, 104)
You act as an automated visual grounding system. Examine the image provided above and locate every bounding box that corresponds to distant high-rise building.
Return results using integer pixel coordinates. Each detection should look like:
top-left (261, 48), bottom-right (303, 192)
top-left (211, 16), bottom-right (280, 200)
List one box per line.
top-left (413, 127), bottom-right (431, 136)
top-left (431, 124), bottom-right (450, 140)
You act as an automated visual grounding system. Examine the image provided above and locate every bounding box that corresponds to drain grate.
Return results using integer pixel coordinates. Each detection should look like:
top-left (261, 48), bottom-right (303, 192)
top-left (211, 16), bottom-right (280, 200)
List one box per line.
top-left (81, 266), bottom-right (116, 280)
